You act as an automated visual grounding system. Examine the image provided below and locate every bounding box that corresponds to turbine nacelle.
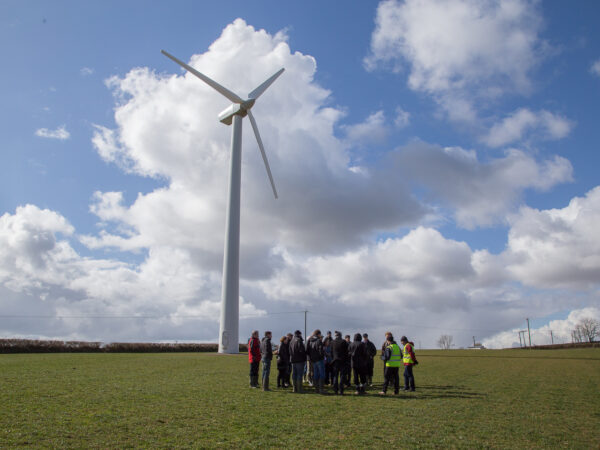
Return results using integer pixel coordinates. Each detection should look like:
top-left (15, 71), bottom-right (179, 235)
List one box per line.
top-left (161, 49), bottom-right (281, 199)
top-left (218, 99), bottom-right (256, 125)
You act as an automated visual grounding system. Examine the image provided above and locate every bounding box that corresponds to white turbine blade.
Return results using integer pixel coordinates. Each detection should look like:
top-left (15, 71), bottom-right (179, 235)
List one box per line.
top-left (247, 110), bottom-right (278, 199)
top-left (248, 68), bottom-right (285, 100)
top-left (161, 50), bottom-right (244, 104)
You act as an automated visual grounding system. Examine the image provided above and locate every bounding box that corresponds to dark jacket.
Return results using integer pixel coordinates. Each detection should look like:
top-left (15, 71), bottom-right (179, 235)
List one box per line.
top-left (248, 337), bottom-right (261, 363)
top-left (330, 336), bottom-right (349, 363)
top-left (364, 340), bottom-right (377, 360)
top-left (277, 341), bottom-right (290, 369)
top-left (306, 335), bottom-right (324, 362)
top-left (289, 335), bottom-right (307, 363)
top-left (260, 336), bottom-right (273, 361)
top-left (348, 339), bottom-right (368, 370)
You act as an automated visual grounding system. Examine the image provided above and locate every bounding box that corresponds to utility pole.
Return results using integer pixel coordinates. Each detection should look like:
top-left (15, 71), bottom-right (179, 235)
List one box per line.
top-left (518, 331), bottom-right (522, 348)
top-left (304, 310), bottom-right (307, 339)
top-left (526, 318), bottom-right (532, 348)
top-left (519, 330), bottom-right (527, 348)
top-left (550, 330), bottom-right (554, 345)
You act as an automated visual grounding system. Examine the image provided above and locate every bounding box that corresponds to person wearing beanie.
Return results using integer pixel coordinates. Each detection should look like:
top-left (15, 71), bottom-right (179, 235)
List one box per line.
top-left (330, 331), bottom-right (349, 395)
top-left (400, 336), bottom-right (418, 391)
top-left (348, 333), bottom-right (369, 395)
top-left (276, 335), bottom-right (290, 388)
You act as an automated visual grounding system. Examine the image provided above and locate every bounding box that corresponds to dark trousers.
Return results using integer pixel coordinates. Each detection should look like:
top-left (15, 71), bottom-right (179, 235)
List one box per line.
top-left (325, 362), bottom-right (333, 385)
top-left (382, 366), bottom-right (399, 393)
top-left (404, 364), bottom-right (415, 390)
top-left (367, 358), bottom-right (374, 378)
top-left (262, 359), bottom-right (271, 384)
top-left (249, 361), bottom-right (259, 377)
top-left (343, 362), bottom-right (351, 386)
top-left (277, 367), bottom-right (288, 386)
top-left (353, 368), bottom-right (367, 387)
top-left (332, 360), bottom-right (348, 394)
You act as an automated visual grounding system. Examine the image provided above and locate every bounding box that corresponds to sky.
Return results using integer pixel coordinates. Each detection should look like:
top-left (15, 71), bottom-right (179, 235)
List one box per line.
top-left (1, 0), bottom-right (599, 348)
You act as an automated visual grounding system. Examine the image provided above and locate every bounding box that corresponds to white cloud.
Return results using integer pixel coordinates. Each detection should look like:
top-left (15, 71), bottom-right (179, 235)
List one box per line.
top-left (91, 19), bottom-right (424, 258)
top-left (35, 125), bottom-right (70, 140)
top-left (484, 108), bottom-right (574, 147)
top-left (0, 204), bottom-right (265, 342)
top-left (483, 307), bottom-right (600, 348)
top-left (504, 186), bottom-right (600, 289)
top-left (591, 59), bottom-right (600, 77)
top-left (2, 19), bottom-right (598, 349)
top-left (394, 141), bottom-right (573, 228)
top-left (365, 0), bottom-right (546, 122)
top-left (342, 110), bottom-right (390, 145)
top-left (80, 67), bottom-right (94, 76)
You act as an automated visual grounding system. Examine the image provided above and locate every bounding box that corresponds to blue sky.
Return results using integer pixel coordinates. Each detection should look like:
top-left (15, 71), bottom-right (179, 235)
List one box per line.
top-left (1, 0), bottom-right (599, 347)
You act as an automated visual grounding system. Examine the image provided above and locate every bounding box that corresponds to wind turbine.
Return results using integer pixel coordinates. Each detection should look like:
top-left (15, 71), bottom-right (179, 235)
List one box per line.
top-left (161, 50), bottom-right (283, 354)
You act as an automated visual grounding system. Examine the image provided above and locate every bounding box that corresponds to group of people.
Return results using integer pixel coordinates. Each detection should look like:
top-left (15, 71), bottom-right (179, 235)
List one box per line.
top-left (247, 329), bottom-right (418, 396)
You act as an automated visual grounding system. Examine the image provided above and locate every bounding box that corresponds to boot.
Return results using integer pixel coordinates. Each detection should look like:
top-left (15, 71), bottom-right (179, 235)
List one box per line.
top-left (292, 379), bottom-right (298, 393)
top-left (263, 377), bottom-right (270, 391)
top-left (249, 376), bottom-right (254, 388)
top-left (368, 376), bottom-right (373, 386)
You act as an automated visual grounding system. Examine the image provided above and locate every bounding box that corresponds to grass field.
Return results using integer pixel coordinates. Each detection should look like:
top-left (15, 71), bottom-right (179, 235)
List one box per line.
top-left (1, 349), bottom-right (599, 448)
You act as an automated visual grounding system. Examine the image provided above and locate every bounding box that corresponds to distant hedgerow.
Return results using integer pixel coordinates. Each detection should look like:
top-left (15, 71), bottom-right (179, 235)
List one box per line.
top-left (0, 339), bottom-right (248, 353)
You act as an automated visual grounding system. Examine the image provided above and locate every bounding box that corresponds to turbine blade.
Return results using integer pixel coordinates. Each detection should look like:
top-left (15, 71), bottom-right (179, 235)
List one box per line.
top-left (247, 110), bottom-right (278, 199)
top-left (248, 68), bottom-right (285, 100)
top-left (161, 50), bottom-right (244, 104)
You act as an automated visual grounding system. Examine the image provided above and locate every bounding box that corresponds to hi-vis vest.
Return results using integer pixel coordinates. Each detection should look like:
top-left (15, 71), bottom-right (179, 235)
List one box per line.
top-left (386, 343), bottom-right (402, 367)
top-left (402, 343), bottom-right (415, 365)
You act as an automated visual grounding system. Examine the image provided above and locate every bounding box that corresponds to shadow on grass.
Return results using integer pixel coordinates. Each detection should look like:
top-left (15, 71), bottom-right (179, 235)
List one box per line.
top-left (422, 354), bottom-right (598, 361)
top-left (263, 383), bottom-right (485, 400)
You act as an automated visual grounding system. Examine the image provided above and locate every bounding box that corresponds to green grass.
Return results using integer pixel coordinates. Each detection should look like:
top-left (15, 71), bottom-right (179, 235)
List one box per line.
top-left (1, 349), bottom-right (599, 448)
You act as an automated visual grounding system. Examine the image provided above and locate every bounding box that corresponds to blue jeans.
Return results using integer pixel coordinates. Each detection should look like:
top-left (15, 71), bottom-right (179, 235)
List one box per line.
top-left (312, 360), bottom-right (325, 381)
top-left (404, 364), bottom-right (415, 390)
top-left (292, 362), bottom-right (305, 382)
top-left (262, 359), bottom-right (271, 381)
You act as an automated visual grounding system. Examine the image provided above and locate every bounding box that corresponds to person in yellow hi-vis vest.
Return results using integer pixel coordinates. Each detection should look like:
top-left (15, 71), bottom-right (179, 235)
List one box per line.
top-left (400, 336), bottom-right (418, 391)
top-left (379, 334), bottom-right (402, 395)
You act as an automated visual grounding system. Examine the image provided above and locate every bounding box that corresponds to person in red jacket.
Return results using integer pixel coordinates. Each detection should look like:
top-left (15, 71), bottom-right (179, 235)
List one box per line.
top-left (248, 330), bottom-right (261, 388)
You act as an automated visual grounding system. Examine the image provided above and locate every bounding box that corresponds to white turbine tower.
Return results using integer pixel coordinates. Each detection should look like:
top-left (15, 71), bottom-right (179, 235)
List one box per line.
top-left (161, 50), bottom-right (283, 354)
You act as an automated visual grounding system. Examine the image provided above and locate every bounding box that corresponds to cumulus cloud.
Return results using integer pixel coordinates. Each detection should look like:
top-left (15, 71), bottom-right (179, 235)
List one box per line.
top-left (0, 204), bottom-right (265, 342)
top-left (504, 187), bottom-right (600, 289)
top-left (91, 19), bottom-right (424, 259)
top-left (80, 67), bottom-right (94, 76)
top-left (483, 307), bottom-right (600, 348)
top-left (35, 125), bottom-right (70, 140)
top-left (365, 0), bottom-right (546, 122)
top-left (3, 19), bottom-right (598, 348)
top-left (484, 108), bottom-right (574, 147)
top-left (394, 141), bottom-right (573, 228)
